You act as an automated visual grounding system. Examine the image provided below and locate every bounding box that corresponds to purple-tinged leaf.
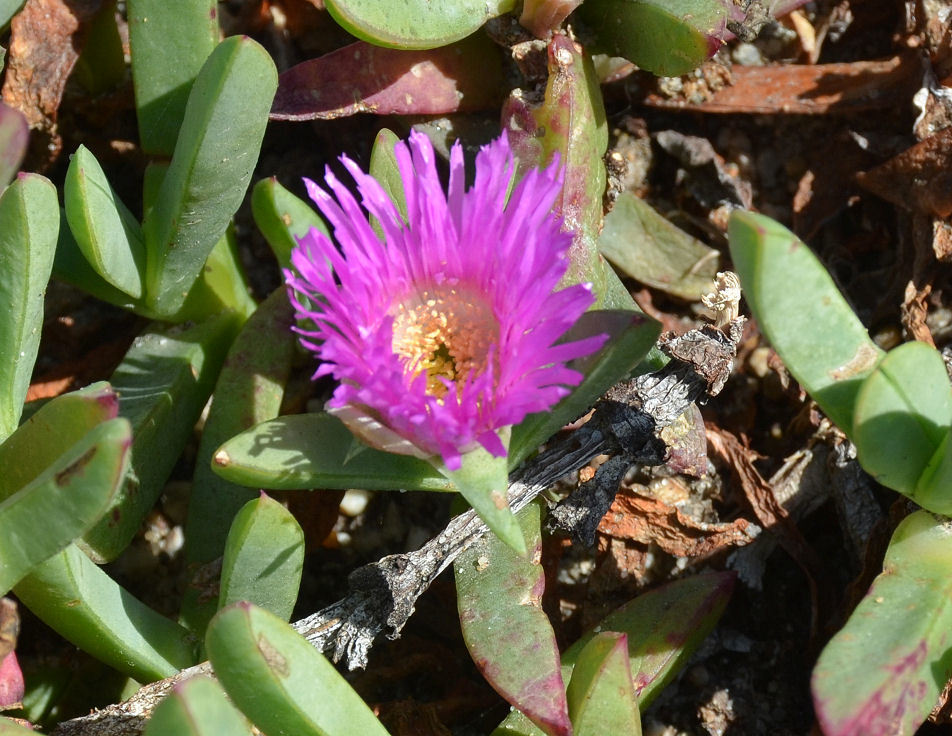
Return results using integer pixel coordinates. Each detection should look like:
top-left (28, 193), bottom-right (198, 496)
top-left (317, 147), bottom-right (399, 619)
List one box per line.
top-left (812, 510), bottom-right (952, 736)
top-left (519, 0), bottom-right (582, 37)
top-left (271, 36), bottom-right (504, 121)
top-left (0, 103), bottom-right (27, 189)
top-left (494, 571), bottom-right (734, 735)
top-left (503, 34), bottom-right (605, 294)
top-left (456, 502), bottom-right (570, 736)
top-left (0, 652), bottom-right (22, 711)
top-left (566, 633), bottom-right (641, 736)
top-left (502, 34), bottom-right (632, 311)
top-left (563, 571), bottom-right (735, 705)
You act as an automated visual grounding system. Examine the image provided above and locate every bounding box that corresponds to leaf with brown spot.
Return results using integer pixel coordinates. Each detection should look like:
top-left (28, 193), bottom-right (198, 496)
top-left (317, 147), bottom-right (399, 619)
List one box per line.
top-left (455, 502), bottom-right (570, 736)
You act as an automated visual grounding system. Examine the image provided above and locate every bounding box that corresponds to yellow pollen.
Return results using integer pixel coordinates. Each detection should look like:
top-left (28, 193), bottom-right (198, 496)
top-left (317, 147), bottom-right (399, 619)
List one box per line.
top-left (391, 287), bottom-right (498, 399)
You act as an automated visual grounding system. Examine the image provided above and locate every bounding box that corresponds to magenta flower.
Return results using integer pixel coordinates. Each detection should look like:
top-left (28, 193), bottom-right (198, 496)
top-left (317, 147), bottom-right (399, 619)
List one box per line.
top-left (286, 131), bottom-right (605, 471)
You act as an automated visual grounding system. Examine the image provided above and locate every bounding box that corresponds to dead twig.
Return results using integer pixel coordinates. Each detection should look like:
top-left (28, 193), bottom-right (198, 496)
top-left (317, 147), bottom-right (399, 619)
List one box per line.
top-left (51, 314), bottom-right (745, 736)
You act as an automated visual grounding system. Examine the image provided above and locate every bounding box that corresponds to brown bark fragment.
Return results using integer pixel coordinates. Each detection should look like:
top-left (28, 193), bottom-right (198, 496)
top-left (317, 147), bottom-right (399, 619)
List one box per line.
top-left (1, 0), bottom-right (102, 170)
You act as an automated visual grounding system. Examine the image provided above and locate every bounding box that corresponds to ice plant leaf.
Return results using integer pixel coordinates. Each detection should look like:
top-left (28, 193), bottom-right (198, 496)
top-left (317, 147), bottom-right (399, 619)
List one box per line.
top-left (441, 429), bottom-right (524, 554)
top-left (0, 716), bottom-right (34, 735)
top-left (0, 102), bottom-right (28, 188)
top-left (566, 632), bottom-right (641, 736)
top-left (0, 383), bottom-right (118, 500)
top-left (218, 494), bottom-right (305, 621)
top-left (812, 510), bottom-right (952, 736)
top-left (207, 602), bottom-right (390, 736)
top-left (181, 288), bottom-right (295, 635)
top-left (14, 544), bottom-right (196, 681)
top-left (81, 312), bottom-right (242, 563)
top-left (0, 174), bottom-right (58, 442)
top-left (286, 131), bottom-right (606, 491)
top-left (144, 676), bottom-right (254, 736)
top-left (142, 36), bottom-right (276, 319)
top-left (598, 192), bottom-right (720, 300)
top-left (212, 413), bottom-right (452, 491)
top-left (0, 652), bottom-right (23, 711)
top-left (502, 34), bottom-right (622, 309)
top-left (0, 417), bottom-right (130, 595)
top-left (369, 127), bottom-right (407, 225)
top-left (494, 571), bottom-right (734, 734)
top-left (853, 341), bottom-right (952, 508)
top-left (271, 36), bottom-right (504, 121)
top-left (251, 178), bottom-right (329, 271)
top-left (455, 502), bottom-right (569, 735)
top-left (324, 0), bottom-right (516, 49)
top-left (127, 0), bottom-right (218, 156)
top-left (578, 0), bottom-right (731, 77)
top-left (64, 144), bottom-right (146, 298)
top-left (728, 211), bottom-right (883, 436)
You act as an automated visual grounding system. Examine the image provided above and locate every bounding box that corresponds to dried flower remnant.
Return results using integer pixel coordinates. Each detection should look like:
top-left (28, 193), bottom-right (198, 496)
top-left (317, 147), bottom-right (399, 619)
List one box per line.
top-left (286, 131), bottom-right (606, 471)
top-left (702, 271), bottom-right (742, 328)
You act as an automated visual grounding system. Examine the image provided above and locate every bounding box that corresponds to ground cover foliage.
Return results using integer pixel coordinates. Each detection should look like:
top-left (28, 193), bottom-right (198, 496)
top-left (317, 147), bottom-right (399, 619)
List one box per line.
top-left (1, 0), bottom-right (951, 734)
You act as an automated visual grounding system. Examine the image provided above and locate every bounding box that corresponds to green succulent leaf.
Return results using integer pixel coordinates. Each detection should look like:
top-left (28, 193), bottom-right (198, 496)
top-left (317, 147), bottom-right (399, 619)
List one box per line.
top-left (440, 428), bottom-right (524, 554)
top-left (728, 211), bottom-right (883, 436)
top-left (127, 0), bottom-right (219, 156)
top-left (853, 341), bottom-right (952, 508)
top-left (251, 178), bottom-right (329, 271)
top-left (579, 0), bottom-right (728, 77)
top-left (219, 494), bottom-right (305, 621)
top-left (598, 192), bottom-right (720, 300)
top-left (145, 676), bottom-right (254, 736)
top-left (455, 501), bottom-right (568, 735)
top-left (142, 36), bottom-right (277, 318)
top-left (502, 34), bottom-right (629, 310)
top-left (53, 209), bottom-right (142, 314)
top-left (181, 288), bottom-right (296, 634)
top-left (0, 102), bottom-right (28, 188)
top-left (72, 0), bottom-right (126, 95)
top-left (14, 544), bottom-right (197, 682)
top-left (211, 413), bottom-right (452, 492)
top-left (369, 128), bottom-right (407, 222)
top-left (207, 602), bottom-right (390, 736)
top-left (64, 145), bottom-right (146, 298)
top-left (812, 511), bottom-right (952, 736)
top-left (324, 0), bottom-right (516, 49)
top-left (0, 382), bottom-right (118, 500)
top-left (566, 632), bottom-right (641, 736)
top-left (494, 572), bottom-right (734, 734)
top-left (81, 312), bottom-right (242, 562)
top-left (0, 417), bottom-right (131, 595)
top-left (0, 174), bottom-right (59, 442)
top-left (0, 716), bottom-right (35, 735)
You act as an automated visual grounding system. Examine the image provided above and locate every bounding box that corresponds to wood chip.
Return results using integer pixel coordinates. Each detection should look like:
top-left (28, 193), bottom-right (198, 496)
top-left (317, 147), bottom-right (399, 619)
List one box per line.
top-left (1, 0), bottom-right (103, 169)
top-left (646, 54), bottom-right (922, 115)
top-left (597, 487), bottom-right (759, 558)
top-left (857, 127), bottom-right (952, 218)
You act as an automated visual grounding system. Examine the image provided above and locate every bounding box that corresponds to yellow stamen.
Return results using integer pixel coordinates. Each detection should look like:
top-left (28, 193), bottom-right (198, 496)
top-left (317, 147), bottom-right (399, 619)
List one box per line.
top-left (391, 286), bottom-right (498, 399)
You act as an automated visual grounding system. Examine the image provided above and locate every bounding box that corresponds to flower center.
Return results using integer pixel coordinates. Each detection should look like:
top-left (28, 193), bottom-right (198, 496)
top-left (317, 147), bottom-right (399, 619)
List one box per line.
top-left (391, 286), bottom-right (498, 399)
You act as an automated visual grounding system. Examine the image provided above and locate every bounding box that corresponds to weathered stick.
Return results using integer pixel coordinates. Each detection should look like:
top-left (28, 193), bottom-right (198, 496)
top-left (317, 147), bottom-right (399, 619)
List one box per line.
top-left (50, 317), bottom-right (743, 736)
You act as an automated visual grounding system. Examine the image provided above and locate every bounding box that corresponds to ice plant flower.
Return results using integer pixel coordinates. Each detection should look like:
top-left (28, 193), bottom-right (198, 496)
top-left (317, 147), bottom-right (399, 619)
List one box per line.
top-left (285, 131), bottom-right (606, 473)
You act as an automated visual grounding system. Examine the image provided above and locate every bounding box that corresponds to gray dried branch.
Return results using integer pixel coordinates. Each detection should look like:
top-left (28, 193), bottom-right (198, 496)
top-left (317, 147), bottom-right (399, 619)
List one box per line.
top-left (50, 316), bottom-right (744, 736)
